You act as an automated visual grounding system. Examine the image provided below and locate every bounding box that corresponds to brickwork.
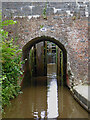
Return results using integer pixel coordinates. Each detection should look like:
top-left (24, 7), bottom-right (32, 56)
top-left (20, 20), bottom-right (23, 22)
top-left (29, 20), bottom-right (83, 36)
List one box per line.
top-left (2, 2), bottom-right (89, 87)
top-left (2, 2), bottom-right (89, 18)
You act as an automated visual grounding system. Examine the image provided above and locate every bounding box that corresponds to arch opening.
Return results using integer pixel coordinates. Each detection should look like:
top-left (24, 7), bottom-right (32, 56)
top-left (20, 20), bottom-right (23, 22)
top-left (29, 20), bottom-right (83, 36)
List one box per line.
top-left (22, 36), bottom-right (67, 86)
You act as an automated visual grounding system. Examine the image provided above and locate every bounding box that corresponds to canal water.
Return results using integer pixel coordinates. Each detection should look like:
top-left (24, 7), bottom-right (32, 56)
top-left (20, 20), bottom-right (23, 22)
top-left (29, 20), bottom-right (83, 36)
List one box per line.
top-left (3, 64), bottom-right (88, 118)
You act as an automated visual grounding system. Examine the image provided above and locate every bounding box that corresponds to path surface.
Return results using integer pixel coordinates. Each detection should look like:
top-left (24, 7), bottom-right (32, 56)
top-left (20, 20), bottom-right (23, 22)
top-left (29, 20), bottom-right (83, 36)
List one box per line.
top-left (74, 84), bottom-right (90, 101)
top-left (73, 84), bottom-right (90, 112)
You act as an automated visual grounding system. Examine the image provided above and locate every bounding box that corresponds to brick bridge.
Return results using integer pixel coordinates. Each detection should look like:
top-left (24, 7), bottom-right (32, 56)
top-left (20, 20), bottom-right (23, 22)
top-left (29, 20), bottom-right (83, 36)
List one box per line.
top-left (2, 2), bottom-right (89, 88)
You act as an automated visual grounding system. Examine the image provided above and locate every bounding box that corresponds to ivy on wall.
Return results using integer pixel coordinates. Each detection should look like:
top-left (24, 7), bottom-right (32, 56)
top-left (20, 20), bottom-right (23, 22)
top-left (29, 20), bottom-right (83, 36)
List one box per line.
top-left (0, 13), bottom-right (23, 111)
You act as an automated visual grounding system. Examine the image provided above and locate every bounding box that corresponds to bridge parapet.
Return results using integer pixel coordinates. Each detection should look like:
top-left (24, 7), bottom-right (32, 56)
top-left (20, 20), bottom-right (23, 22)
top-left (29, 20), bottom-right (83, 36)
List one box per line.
top-left (2, 2), bottom-right (89, 18)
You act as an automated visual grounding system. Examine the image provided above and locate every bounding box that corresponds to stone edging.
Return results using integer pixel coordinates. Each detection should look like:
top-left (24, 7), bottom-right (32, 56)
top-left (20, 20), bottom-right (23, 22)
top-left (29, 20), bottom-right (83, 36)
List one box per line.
top-left (69, 87), bottom-right (90, 113)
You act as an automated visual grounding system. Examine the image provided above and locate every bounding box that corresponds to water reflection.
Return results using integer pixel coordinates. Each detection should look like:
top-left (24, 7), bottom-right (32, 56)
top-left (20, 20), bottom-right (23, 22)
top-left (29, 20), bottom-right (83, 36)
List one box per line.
top-left (47, 63), bottom-right (58, 118)
top-left (47, 78), bottom-right (58, 118)
top-left (3, 64), bottom-right (88, 119)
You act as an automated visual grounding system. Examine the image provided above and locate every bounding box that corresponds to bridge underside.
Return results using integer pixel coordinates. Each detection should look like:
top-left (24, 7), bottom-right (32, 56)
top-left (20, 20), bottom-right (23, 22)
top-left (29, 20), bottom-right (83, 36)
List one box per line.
top-left (22, 36), bottom-right (67, 86)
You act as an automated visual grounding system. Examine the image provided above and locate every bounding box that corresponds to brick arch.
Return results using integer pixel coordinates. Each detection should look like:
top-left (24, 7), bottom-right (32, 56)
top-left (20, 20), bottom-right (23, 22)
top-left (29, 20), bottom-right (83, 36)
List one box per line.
top-left (22, 36), bottom-right (68, 86)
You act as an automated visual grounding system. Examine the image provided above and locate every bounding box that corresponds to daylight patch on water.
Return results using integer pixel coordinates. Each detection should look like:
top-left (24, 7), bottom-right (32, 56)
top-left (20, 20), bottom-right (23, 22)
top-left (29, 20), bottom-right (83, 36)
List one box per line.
top-left (47, 78), bottom-right (58, 118)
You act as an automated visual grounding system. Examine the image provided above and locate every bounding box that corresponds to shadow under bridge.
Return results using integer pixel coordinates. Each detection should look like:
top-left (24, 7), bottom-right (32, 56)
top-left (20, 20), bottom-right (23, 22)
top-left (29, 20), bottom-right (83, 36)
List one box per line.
top-left (22, 36), bottom-right (67, 86)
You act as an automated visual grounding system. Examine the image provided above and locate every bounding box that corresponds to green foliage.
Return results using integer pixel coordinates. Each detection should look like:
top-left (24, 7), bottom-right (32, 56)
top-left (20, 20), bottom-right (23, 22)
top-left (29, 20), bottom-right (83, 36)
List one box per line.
top-left (72, 16), bottom-right (76, 21)
top-left (1, 20), bottom-right (17, 27)
top-left (42, 3), bottom-right (47, 19)
top-left (0, 15), bottom-right (23, 110)
top-left (40, 25), bottom-right (44, 29)
top-left (14, 35), bottom-right (19, 43)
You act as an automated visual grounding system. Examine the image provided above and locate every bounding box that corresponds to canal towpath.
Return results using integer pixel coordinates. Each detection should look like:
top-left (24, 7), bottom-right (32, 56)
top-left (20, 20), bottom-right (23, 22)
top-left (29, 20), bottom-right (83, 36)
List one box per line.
top-left (73, 84), bottom-right (90, 113)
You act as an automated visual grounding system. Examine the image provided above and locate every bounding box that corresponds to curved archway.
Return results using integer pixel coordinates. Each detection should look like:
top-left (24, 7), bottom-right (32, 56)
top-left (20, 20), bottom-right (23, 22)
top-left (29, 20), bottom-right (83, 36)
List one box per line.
top-left (22, 36), bottom-right (67, 85)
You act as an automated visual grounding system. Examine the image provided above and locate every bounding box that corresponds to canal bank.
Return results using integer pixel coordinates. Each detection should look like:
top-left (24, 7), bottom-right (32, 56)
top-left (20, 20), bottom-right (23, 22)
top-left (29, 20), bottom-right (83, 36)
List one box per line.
top-left (69, 84), bottom-right (90, 113)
